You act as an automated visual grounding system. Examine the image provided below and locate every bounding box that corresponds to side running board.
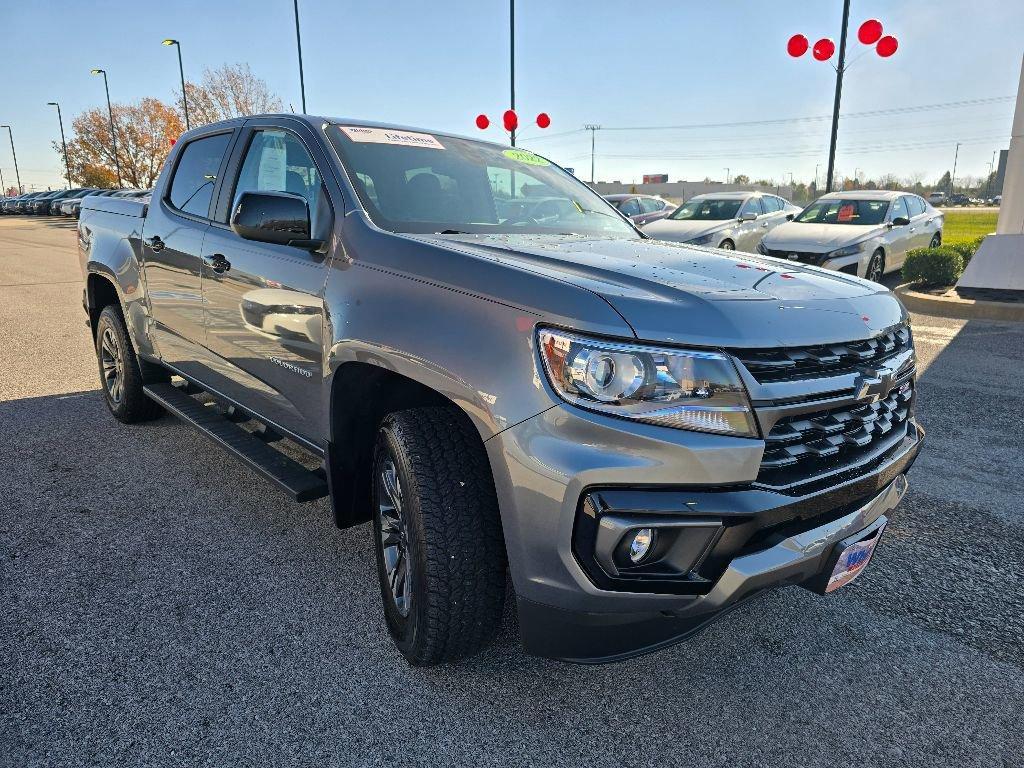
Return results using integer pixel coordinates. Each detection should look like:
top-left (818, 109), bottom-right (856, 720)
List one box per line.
top-left (143, 382), bottom-right (329, 502)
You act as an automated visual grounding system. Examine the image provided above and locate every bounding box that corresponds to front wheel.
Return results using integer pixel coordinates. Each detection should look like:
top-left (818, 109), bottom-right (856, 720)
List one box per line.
top-left (930, 233), bottom-right (941, 248)
top-left (865, 249), bottom-right (886, 283)
top-left (372, 408), bottom-right (507, 665)
top-left (719, 239), bottom-right (735, 251)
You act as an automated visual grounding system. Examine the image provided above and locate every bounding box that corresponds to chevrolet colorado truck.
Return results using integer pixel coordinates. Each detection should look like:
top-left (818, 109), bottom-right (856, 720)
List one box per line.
top-left (78, 116), bottom-right (923, 665)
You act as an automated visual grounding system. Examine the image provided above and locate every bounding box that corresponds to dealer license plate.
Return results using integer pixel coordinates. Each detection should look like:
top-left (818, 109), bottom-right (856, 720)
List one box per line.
top-left (825, 523), bottom-right (886, 593)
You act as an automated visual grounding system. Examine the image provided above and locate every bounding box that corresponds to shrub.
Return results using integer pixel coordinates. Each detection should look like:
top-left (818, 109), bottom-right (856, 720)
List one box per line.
top-left (949, 235), bottom-right (985, 266)
top-left (902, 246), bottom-right (965, 287)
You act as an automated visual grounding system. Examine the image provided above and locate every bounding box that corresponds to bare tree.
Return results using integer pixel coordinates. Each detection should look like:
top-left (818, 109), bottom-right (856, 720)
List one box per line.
top-left (178, 63), bottom-right (284, 126)
top-left (60, 98), bottom-right (184, 189)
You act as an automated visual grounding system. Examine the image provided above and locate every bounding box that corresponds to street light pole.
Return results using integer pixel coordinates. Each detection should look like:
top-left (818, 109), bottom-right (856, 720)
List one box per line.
top-left (950, 141), bottom-right (961, 196)
top-left (584, 124), bottom-right (600, 183)
top-left (293, 0), bottom-right (307, 113)
top-left (724, 167), bottom-right (730, 185)
top-left (1, 125), bottom-right (22, 193)
top-left (509, 0), bottom-right (516, 147)
top-left (162, 39), bottom-right (190, 130)
top-left (91, 69), bottom-right (123, 187)
top-left (47, 102), bottom-right (72, 188)
top-left (824, 0), bottom-right (852, 193)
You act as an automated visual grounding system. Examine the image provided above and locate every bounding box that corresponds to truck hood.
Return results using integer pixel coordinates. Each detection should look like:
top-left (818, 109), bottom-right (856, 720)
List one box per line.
top-left (640, 219), bottom-right (729, 242)
top-left (412, 234), bottom-right (903, 348)
top-left (764, 221), bottom-right (883, 252)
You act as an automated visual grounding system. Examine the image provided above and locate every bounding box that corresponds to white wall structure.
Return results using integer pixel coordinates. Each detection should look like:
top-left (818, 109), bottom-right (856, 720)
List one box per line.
top-left (958, 55), bottom-right (1024, 295)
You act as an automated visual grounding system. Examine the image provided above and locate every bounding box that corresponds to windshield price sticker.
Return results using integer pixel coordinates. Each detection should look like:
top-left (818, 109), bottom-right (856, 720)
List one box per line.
top-left (339, 126), bottom-right (445, 150)
top-left (503, 149), bottom-right (550, 166)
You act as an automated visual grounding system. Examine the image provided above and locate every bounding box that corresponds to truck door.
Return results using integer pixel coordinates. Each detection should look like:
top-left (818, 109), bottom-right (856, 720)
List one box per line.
top-left (141, 130), bottom-right (234, 379)
top-left (198, 122), bottom-right (335, 445)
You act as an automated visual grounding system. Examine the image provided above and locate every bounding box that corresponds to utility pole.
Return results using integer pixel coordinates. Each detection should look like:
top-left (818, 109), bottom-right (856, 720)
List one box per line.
top-left (509, 0), bottom-right (516, 146)
top-left (584, 124), bottom-right (600, 183)
top-left (1, 125), bottom-right (22, 193)
top-left (825, 0), bottom-right (852, 193)
top-left (0, 167), bottom-right (5, 196)
top-left (814, 163), bottom-right (821, 192)
top-left (950, 141), bottom-right (961, 196)
top-left (293, 0), bottom-right (307, 113)
top-left (47, 102), bottom-right (72, 187)
top-left (723, 167), bottom-right (730, 185)
top-left (91, 69), bottom-right (123, 187)
top-left (162, 40), bottom-right (190, 130)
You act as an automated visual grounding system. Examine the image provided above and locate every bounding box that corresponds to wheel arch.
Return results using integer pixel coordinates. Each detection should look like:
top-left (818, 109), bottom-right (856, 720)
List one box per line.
top-left (326, 361), bottom-right (496, 529)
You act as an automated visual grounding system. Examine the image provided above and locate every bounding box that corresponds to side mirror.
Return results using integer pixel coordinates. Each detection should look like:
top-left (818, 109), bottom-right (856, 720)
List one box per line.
top-left (891, 216), bottom-right (911, 227)
top-left (739, 211), bottom-right (757, 222)
top-left (230, 191), bottom-right (316, 248)
top-left (786, 213), bottom-right (795, 221)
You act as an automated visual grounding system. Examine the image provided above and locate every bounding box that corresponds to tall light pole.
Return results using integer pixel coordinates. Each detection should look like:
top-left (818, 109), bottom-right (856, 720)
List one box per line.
top-left (91, 69), bottom-right (123, 187)
top-left (950, 141), bottom-right (961, 196)
top-left (293, 0), bottom-right (307, 113)
top-left (824, 0), bottom-right (852, 193)
top-left (0, 167), bottom-right (5, 195)
top-left (162, 39), bottom-right (189, 131)
top-left (584, 124), bottom-right (600, 183)
top-left (509, 0), bottom-right (516, 146)
top-left (1, 125), bottom-right (21, 193)
top-left (723, 168), bottom-right (730, 185)
top-left (814, 163), bottom-right (821, 191)
top-left (47, 102), bottom-right (72, 188)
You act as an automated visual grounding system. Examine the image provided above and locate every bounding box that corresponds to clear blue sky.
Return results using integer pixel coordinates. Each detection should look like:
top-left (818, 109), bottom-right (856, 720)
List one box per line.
top-left (2, 0), bottom-right (1021, 191)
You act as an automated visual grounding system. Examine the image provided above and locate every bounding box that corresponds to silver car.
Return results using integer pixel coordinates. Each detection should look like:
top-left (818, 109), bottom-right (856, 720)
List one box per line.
top-left (642, 191), bottom-right (801, 252)
top-left (758, 191), bottom-right (943, 282)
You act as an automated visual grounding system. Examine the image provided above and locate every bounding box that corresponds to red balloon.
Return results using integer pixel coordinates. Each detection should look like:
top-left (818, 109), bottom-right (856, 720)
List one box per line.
top-left (876, 35), bottom-right (899, 57)
top-left (475, 114), bottom-right (490, 130)
top-left (858, 18), bottom-right (883, 45)
top-left (536, 112), bottom-right (551, 129)
top-left (787, 34), bottom-right (808, 57)
top-left (503, 109), bottom-right (518, 132)
top-left (812, 38), bottom-right (836, 61)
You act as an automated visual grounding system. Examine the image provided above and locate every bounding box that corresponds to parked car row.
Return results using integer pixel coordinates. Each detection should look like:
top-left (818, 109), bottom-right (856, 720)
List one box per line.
top-left (1, 187), bottom-right (150, 218)
top-left (616, 189), bottom-right (944, 283)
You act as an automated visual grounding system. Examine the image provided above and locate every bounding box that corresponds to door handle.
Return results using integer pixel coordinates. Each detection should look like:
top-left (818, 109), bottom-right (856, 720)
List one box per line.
top-left (207, 254), bottom-right (231, 274)
top-left (145, 235), bottom-right (165, 252)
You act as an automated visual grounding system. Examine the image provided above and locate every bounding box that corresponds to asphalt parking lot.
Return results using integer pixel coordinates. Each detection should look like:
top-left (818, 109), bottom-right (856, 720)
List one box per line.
top-left (2, 216), bottom-right (1023, 767)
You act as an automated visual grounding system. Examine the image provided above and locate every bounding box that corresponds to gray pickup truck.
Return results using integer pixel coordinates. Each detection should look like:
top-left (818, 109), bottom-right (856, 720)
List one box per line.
top-left (78, 115), bottom-right (923, 664)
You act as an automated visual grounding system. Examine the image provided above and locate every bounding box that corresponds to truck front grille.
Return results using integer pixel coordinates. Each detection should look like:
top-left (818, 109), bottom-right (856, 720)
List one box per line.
top-left (733, 324), bottom-right (912, 383)
top-left (756, 376), bottom-right (914, 491)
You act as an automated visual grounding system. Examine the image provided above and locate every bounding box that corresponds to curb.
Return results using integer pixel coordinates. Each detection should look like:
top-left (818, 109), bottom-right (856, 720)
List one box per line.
top-left (895, 284), bottom-right (1024, 323)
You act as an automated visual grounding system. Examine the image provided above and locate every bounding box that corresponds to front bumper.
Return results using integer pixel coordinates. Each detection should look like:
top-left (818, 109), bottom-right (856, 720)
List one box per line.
top-left (486, 402), bottom-right (922, 663)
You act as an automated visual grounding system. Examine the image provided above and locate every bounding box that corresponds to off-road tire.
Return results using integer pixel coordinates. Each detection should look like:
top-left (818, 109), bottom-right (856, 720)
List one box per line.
top-left (95, 305), bottom-right (165, 423)
top-left (372, 407), bottom-right (507, 665)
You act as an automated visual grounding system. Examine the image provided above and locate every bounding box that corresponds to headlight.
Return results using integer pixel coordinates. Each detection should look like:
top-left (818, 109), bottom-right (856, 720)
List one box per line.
top-left (537, 329), bottom-right (758, 437)
top-left (826, 241), bottom-right (867, 260)
top-left (686, 232), bottom-right (718, 246)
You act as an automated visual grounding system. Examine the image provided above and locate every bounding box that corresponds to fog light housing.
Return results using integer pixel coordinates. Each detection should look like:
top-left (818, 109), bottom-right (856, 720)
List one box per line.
top-left (628, 528), bottom-right (656, 564)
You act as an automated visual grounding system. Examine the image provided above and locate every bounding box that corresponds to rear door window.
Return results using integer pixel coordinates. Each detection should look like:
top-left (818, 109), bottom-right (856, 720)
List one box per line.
top-left (167, 133), bottom-right (232, 218)
top-left (639, 198), bottom-right (662, 214)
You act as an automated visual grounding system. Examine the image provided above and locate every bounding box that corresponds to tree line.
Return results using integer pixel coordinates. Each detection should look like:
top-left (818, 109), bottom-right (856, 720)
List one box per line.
top-left (55, 63), bottom-right (282, 189)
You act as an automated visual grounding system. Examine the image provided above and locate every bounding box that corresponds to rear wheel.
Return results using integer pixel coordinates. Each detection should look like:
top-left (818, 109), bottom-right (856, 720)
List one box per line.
top-left (372, 407), bottom-right (506, 665)
top-left (95, 305), bottom-right (164, 423)
top-left (865, 249), bottom-right (885, 283)
top-left (930, 233), bottom-right (941, 248)
top-left (719, 239), bottom-right (735, 251)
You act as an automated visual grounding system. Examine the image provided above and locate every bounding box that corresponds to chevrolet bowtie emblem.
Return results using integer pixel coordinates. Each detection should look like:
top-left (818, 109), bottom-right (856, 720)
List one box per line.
top-left (854, 364), bottom-right (897, 402)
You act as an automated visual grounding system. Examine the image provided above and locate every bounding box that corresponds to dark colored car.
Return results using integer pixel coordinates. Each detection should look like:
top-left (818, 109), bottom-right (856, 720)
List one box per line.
top-left (603, 193), bottom-right (676, 225)
top-left (9, 191), bottom-right (46, 214)
top-left (79, 114), bottom-right (921, 666)
top-left (29, 189), bottom-right (79, 215)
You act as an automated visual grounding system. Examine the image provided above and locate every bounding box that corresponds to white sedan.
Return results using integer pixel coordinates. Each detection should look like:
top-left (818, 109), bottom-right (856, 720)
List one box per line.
top-left (758, 190), bottom-right (943, 282)
top-left (642, 191), bottom-right (801, 252)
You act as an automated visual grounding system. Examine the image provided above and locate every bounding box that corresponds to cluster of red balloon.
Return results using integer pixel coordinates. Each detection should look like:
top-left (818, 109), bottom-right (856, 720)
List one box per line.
top-left (475, 111), bottom-right (551, 132)
top-left (787, 19), bottom-right (899, 62)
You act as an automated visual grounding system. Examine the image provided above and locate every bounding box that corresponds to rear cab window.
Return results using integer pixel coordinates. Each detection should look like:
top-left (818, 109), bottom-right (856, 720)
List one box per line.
top-left (166, 133), bottom-right (233, 218)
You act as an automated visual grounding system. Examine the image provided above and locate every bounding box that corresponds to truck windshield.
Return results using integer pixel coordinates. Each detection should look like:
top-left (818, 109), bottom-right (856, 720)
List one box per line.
top-left (794, 199), bottom-right (889, 225)
top-left (326, 125), bottom-right (638, 237)
top-left (667, 199), bottom-right (743, 221)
